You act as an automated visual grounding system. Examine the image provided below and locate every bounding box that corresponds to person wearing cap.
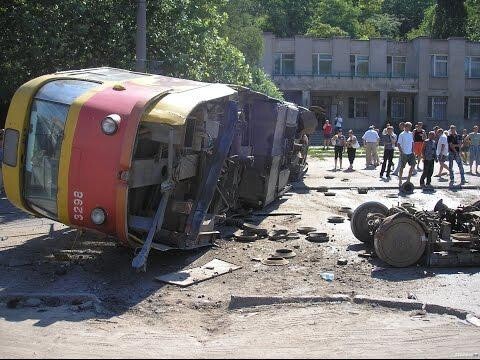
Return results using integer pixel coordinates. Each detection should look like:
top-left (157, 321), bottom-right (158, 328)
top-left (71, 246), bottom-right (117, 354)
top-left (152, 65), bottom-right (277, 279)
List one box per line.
top-left (397, 121), bottom-right (416, 188)
top-left (447, 125), bottom-right (467, 186)
top-left (420, 131), bottom-right (437, 188)
top-left (362, 125), bottom-right (380, 168)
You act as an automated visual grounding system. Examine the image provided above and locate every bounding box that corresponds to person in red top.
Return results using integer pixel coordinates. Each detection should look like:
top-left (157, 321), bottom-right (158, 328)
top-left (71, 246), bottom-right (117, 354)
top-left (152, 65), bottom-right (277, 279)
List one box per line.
top-left (323, 119), bottom-right (333, 150)
top-left (413, 122), bottom-right (426, 171)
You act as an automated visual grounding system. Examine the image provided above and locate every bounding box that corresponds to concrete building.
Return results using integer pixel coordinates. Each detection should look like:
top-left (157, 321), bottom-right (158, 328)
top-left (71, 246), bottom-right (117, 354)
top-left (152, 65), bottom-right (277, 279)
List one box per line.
top-left (262, 34), bottom-right (480, 132)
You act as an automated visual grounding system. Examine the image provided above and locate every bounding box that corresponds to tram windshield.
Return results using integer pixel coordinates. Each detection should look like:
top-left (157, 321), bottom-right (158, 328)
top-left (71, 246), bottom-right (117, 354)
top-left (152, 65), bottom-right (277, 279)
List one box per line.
top-left (23, 80), bottom-right (99, 218)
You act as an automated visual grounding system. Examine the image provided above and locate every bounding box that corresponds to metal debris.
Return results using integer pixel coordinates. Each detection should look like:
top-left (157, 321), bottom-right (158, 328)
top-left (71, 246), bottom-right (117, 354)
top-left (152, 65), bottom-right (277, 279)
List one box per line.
top-left (324, 192), bottom-right (336, 197)
top-left (351, 199), bottom-right (480, 268)
top-left (306, 232), bottom-right (329, 243)
top-left (297, 226), bottom-right (316, 234)
top-left (328, 216), bottom-right (345, 224)
top-left (268, 229), bottom-right (289, 240)
top-left (155, 259), bottom-right (241, 287)
top-left (261, 256), bottom-right (289, 266)
top-left (337, 258), bottom-right (348, 265)
top-left (274, 248), bottom-right (297, 259)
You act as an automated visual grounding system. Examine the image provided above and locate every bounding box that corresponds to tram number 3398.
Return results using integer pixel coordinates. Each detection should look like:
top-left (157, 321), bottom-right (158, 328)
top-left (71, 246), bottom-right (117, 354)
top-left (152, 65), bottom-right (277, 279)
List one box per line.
top-left (73, 191), bottom-right (84, 221)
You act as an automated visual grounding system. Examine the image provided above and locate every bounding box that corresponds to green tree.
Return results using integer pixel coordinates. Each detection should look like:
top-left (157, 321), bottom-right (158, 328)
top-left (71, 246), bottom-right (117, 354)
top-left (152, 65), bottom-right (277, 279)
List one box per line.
top-left (431, 0), bottom-right (467, 38)
top-left (307, 0), bottom-right (361, 38)
top-left (406, 4), bottom-right (436, 39)
top-left (0, 0), bottom-right (284, 121)
top-left (261, 0), bottom-right (315, 37)
top-left (382, 0), bottom-right (435, 38)
top-left (466, 0), bottom-right (480, 41)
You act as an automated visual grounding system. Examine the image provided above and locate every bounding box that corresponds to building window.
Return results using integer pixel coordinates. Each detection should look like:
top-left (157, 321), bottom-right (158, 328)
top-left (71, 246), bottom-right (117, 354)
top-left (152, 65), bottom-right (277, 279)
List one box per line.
top-left (312, 54), bottom-right (332, 75)
top-left (427, 96), bottom-right (447, 121)
top-left (387, 56), bottom-right (406, 77)
top-left (350, 55), bottom-right (369, 76)
top-left (274, 53), bottom-right (295, 75)
top-left (431, 55), bottom-right (448, 77)
top-left (391, 97), bottom-right (406, 120)
top-left (465, 57), bottom-right (480, 78)
top-left (348, 97), bottom-right (368, 118)
top-left (465, 97), bottom-right (480, 120)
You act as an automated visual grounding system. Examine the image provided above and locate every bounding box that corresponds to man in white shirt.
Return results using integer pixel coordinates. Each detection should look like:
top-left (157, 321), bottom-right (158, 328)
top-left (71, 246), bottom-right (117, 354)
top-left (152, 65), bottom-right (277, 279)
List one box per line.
top-left (435, 128), bottom-right (449, 178)
top-left (362, 125), bottom-right (380, 167)
top-left (334, 114), bottom-right (343, 131)
top-left (396, 121), bottom-right (416, 188)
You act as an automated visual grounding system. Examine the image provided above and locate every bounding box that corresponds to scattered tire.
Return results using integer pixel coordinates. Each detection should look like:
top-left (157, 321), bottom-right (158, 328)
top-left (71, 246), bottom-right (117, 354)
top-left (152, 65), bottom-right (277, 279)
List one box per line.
top-left (328, 216), bottom-right (345, 223)
top-left (357, 187), bottom-right (369, 194)
top-left (374, 213), bottom-right (426, 267)
top-left (274, 248), bottom-right (297, 259)
top-left (297, 226), bottom-right (316, 234)
top-left (324, 175), bottom-right (335, 179)
top-left (350, 201), bottom-right (389, 244)
top-left (234, 232), bottom-right (258, 242)
top-left (306, 232), bottom-right (329, 243)
top-left (324, 192), bottom-right (336, 196)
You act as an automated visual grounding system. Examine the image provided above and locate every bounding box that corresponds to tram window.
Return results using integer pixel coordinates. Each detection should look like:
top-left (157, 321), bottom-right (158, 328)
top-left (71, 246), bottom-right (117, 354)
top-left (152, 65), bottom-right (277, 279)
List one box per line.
top-left (3, 128), bottom-right (20, 167)
top-left (24, 99), bottom-right (69, 217)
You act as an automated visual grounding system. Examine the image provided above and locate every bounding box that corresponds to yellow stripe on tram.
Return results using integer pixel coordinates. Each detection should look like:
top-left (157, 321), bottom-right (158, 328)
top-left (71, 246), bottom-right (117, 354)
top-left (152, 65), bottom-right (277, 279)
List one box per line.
top-left (3, 75), bottom-right (57, 214)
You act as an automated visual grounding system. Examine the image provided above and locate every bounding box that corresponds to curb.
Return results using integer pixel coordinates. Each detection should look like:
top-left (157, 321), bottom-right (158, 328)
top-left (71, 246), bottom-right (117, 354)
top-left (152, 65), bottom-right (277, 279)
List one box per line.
top-left (0, 292), bottom-right (100, 306)
top-left (229, 294), bottom-right (350, 310)
top-left (229, 294), bottom-right (477, 321)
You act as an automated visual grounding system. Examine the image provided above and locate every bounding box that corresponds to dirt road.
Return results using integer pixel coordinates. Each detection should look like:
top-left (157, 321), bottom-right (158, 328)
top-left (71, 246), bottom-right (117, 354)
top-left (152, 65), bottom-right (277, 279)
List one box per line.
top-left (1, 303), bottom-right (479, 358)
top-left (1, 157), bottom-right (479, 357)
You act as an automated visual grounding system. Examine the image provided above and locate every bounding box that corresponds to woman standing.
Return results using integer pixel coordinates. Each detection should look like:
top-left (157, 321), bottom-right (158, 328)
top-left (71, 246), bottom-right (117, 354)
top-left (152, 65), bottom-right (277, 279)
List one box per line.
top-left (461, 128), bottom-right (471, 165)
top-left (332, 129), bottom-right (346, 171)
top-left (345, 129), bottom-right (358, 171)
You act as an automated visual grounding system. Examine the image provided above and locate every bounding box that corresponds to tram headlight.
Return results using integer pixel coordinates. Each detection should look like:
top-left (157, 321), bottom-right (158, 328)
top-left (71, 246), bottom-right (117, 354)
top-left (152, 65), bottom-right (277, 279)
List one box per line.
top-left (91, 207), bottom-right (106, 225)
top-left (101, 114), bottom-right (121, 135)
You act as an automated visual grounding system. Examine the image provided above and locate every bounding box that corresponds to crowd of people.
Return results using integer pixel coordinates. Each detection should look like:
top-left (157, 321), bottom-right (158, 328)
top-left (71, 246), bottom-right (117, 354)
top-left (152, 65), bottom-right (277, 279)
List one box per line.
top-left (321, 116), bottom-right (480, 189)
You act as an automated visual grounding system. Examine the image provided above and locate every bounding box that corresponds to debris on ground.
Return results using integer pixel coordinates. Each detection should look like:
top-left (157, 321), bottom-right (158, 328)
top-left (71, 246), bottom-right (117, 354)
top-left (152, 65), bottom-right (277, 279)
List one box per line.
top-left (337, 258), bottom-right (348, 265)
top-left (350, 199), bottom-right (480, 268)
top-left (306, 232), bottom-right (329, 243)
top-left (466, 314), bottom-right (480, 327)
top-left (320, 272), bottom-right (335, 282)
top-left (156, 259), bottom-right (241, 287)
top-left (261, 257), bottom-right (289, 266)
top-left (274, 248), bottom-right (296, 259)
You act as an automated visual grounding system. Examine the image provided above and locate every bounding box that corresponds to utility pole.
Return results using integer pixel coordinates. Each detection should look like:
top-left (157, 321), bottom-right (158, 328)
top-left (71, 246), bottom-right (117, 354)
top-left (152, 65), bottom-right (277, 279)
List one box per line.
top-left (135, 0), bottom-right (147, 72)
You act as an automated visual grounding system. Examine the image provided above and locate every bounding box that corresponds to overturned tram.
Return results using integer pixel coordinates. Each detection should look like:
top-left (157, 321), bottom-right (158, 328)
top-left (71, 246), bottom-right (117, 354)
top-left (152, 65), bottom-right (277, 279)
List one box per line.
top-left (2, 67), bottom-right (316, 270)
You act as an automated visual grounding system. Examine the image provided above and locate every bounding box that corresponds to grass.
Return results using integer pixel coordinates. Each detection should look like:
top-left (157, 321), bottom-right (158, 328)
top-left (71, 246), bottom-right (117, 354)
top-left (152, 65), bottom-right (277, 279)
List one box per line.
top-left (308, 146), bottom-right (401, 159)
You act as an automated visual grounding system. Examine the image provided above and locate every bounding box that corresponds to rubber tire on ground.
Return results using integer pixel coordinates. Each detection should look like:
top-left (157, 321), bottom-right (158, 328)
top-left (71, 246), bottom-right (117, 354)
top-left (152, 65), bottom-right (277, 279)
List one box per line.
top-left (350, 201), bottom-right (389, 244)
top-left (374, 213), bottom-right (426, 268)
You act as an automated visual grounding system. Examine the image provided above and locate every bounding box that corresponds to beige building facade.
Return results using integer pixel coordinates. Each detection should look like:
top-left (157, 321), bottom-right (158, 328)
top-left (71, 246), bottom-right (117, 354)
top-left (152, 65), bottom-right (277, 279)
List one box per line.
top-left (262, 33), bottom-right (480, 131)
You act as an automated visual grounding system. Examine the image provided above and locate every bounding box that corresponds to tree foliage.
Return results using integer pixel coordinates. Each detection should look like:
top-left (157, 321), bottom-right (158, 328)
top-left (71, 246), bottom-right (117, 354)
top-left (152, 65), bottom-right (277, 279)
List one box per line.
top-left (382, 0), bottom-right (435, 38)
top-left (431, 0), bottom-right (467, 39)
top-left (0, 0), bottom-right (283, 120)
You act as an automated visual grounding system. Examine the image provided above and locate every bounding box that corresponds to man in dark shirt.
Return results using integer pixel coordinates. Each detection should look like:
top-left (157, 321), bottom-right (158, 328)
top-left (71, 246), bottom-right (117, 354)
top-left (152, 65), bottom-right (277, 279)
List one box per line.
top-left (420, 131), bottom-right (437, 188)
top-left (447, 125), bottom-right (467, 186)
top-left (379, 126), bottom-right (396, 179)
